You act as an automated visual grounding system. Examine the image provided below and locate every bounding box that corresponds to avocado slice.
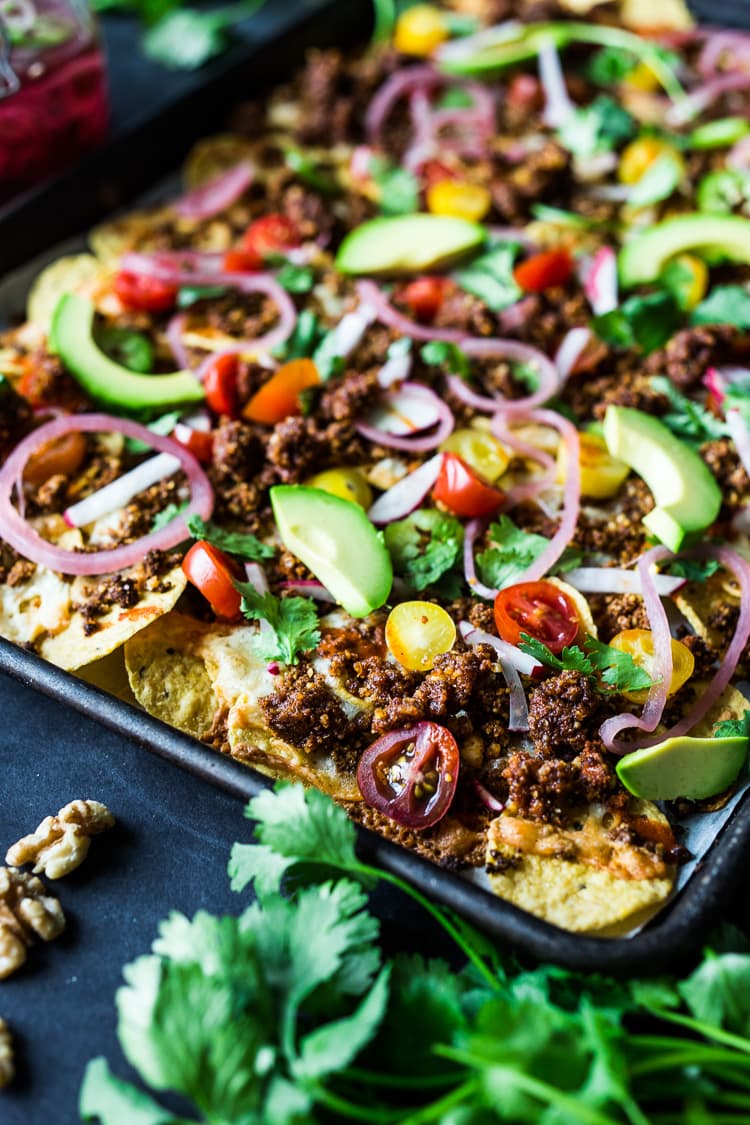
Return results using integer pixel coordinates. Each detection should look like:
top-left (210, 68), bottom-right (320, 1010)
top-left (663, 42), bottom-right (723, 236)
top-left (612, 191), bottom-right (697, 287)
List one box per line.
top-left (619, 213), bottom-right (750, 288)
top-left (617, 735), bottom-right (748, 801)
top-left (602, 406), bottom-right (721, 551)
top-left (52, 293), bottom-right (205, 411)
top-left (335, 215), bottom-right (486, 276)
top-left (270, 485), bottom-right (392, 618)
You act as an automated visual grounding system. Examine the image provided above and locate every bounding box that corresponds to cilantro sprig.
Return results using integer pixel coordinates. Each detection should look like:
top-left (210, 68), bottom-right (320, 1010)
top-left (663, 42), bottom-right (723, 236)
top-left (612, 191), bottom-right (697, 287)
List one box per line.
top-left (236, 585), bottom-right (321, 665)
top-left (519, 632), bottom-right (656, 694)
top-left (384, 509), bottom-right (464, 596)
top-left (476, 517), bottom-right (582, 592)
top-left (81, 783), bottom-right (750, 1125)
top-left (186, 515), bottom-right (274, 561)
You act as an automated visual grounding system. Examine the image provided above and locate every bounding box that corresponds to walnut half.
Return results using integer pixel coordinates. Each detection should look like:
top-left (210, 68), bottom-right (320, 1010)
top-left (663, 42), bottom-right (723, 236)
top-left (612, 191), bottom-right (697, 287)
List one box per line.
top-left (0, 1018), bottom-right (14, 1089)
top-left (0, 867), bottom-right (65, 979)
top-left (6, 799), bottom-right (115, 880)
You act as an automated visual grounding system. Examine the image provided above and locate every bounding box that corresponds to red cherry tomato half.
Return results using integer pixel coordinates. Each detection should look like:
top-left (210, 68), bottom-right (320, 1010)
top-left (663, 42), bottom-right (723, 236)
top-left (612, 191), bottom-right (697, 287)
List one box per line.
top-left (513, 249), bottom-right (574, 293)
top-left (203, 353), bottom-right (240, 418)
top-left (23, 431), bottom-right (87, 486)
top-left (356, 721), bottom-right (460, 829)
top-left (171, 423), bottom-right (213, 465)
top-left (421, 159), bottom-right (458, 189)
top-left (241, 213), bottom-right (300, 269)
top-left (494, 579), bottom-right (579, 655)
top-left (433, 452), bottom-right (504, 518)
top-left (223, 249), bottom-right (259, 273)
top-left (182, 540), bottom-right (242, 619)
top-left (113, 270), bottom-right (178, 312)
top-left (400, 276), bottom-right (455, 323)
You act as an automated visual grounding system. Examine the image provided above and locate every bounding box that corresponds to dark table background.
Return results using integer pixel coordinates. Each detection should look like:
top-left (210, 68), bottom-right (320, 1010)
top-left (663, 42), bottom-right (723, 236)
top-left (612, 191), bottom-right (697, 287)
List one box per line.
top-left (3, 3), bottom-right (750, 1121)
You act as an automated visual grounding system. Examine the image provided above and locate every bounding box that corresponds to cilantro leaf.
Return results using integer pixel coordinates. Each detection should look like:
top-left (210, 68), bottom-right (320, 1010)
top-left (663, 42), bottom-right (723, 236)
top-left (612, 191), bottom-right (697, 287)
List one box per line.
top-left (593, 291), bottom-right (683, 354)
top-left (125, 411), bottom-right (183, 454)
top-left (518, 634), bottom-right (595, 676)
top-left (453, 243), bottom-right (522, 313)
top-left (143, 1), bottom-right (263, 69)
top-left (368, 156), bottom-right (419, 216)
top-left (79, 1058), bottom-right (183, 1124)
top-left (714, 710), bottom-right (750, 739)
top-left (177, 285), bottom-right (228, 308)
top-left (585, 45), bottom-right (636, 85)
top-left (692, 284), bottom-right (750, 329)
top-left (237, 586), bottom-right (320, 665)
top-left (96, 325), bottom-right (154, 373)
top-left (274, 308), bottom-right (324, 361)
top-left (519, 633), bottom-right (655, 693)
top-left (284, 147), bottom-right (339, 195)
top-left (476, 517), bottom-right (548, 591)
top-left (679, 952), bottom-right (750, 1037)
top-left (275, 262), bottom-right (315, 294)
top-left (667, 558), bottom-right (721, 582)
top-left (384, 509), bottom-right (464, 595)
top-left (151, 502), bottom-right (188, 533)
top-left (186, 514), bottom-right (274, 560)
top-left (650, 376), bottom-right (728, 445)
top-left (558, 95), bottom-right (636, 157)
top-left (420, 340), bottom-right (471, 380)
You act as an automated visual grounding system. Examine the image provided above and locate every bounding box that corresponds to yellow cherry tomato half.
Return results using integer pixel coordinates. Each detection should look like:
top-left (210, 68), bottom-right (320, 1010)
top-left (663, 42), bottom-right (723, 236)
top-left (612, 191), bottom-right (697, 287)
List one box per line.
top-left (622, 61), bottom-right (660, 93)
top-left (306, 467), bottom-right (373, 510)
top-left (393, 4), bottom-right (448, 56)
top-left (386, 601), bottom-right (457, 672)
top-left (426, 179), bottom-right (492, 222)
top-left (609, 628), bottom-right (695, 704)
top-left (669, 253), bottom-right (709, 311)
top-left (556, 431), bottom-right (630, 500)
top-left (618, 137), bottom-right (683, 186)
top-left (440, 428), bottom-right (511, 483)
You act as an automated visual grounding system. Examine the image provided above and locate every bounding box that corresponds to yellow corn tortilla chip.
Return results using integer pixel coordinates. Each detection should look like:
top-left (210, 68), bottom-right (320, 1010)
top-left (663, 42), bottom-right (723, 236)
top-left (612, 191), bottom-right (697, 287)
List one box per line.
top-left (183, 134), bottom-right (257, 188)
top-left (125, 613), bottom-right (364, 801)
top-left (486, 800), bottom-right (675, 934)
top-left (26, 254), bottom-right (104, 334)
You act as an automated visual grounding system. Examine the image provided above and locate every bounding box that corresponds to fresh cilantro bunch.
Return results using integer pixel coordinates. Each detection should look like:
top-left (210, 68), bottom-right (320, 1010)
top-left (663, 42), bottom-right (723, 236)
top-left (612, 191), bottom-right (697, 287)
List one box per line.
top-left (519, 632), bottom-right (655, 694)
top-left (237, 586), bottom-right (321, 665)
top-left (80, 784), bottom-right (750, 1125)
top-left (187, 515), bottom-right (274, 560)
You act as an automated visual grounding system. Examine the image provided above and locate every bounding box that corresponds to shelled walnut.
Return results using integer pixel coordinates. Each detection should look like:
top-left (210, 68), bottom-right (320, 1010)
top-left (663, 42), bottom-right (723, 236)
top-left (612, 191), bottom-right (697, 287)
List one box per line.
top-left (0, 1018), bottom-right (14, 1089)
top-left (0, 867), bottom-right (65, 979)
top-left (6, 799), bottom-right (115, 880)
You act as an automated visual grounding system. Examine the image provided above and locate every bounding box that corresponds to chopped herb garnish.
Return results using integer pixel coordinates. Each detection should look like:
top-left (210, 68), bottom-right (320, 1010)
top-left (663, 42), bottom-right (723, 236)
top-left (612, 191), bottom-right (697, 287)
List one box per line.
top-left (453, 242), bottom-right (522, 312)
top-left (384, 509), bottom-right (464, 595)
top-left (651, 376), bottom-right (728, 445)
top-left (368, 155), bottom-right (420, 216)
top-left (519, 632), bottom-right (656, 694)
top-left (187, 515), bottom-right (275, 559)
top-left (557, 95), bottom-right (636, 157)
top-left (95, 326), bottom-right (154, 373)
top-left (274, 261), bottom-right (316, 294)
top-left (236, 585), bottom-right (321, 665)
top-left (475, 517), bottom-right (581, 592)
top-left (714, 710), bottom-right (750, 739)
top-left (593, 291), bottom-right (683, 354)
top-left (151, 501), bottom-right (187, 532)
top-left (692, 284), bottom-right (750, 330)
top-left (667, 558), bottom-right (721, 582)
top-left (125, 410), bottom-right (182, 454)
top-left (420, 340), bottom-right (471, 380)
top-left (177, 285), bottom-right (228, 308)
top-left (284, 147), bottom-right (339, 194)
top-left (274, 308), bottom-right (325, 361)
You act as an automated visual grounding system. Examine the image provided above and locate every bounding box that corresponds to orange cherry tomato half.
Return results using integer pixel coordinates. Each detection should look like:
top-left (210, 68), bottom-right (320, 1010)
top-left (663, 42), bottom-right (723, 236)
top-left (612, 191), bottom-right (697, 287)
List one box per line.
top-left (433, 452), bottom-right (504, 518)
top-left (356, 721), bottom-right (460, 829)
top-left (171, 423), bottom-right (213, 465)
top-left (494, 579), bottom-right (579, 655)
top-left (182, 540), bottom-right (242, 619)
top-left (204, 353), bottom-right (240, 418)
top-left (223, 248), bottom-right (259, 273)
top-left (243, 358), bottom-right (320, 425)
top-left (241, 213), bottom-right (300, 269)
top-left (400, 276), bottom-right (455, 323)
top-left (113, 270), bottom-right (178, 312)
top-left (513, 249), bottom-right (574, 293)
top-left (23, 431), bottom-right (87, 487)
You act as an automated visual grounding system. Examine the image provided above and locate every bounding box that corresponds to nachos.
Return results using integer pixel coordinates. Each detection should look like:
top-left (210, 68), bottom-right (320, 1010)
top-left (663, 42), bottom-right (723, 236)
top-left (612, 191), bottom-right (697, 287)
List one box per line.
top-left (2, 0), bottom-right (750, 934)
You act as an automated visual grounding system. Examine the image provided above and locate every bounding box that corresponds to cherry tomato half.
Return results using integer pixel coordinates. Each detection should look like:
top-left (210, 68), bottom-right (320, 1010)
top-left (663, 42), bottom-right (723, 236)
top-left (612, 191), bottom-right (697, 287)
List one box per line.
top-left (356, 721), bottom-right (460, 829)
top-left (182, 540), bottom-right (242, 619)
top-left (23, 431), bottom-right (87, 487)
top-left (433, 452), bottom-right (505, 518)
top-left (400, 276), bottom-right (455, 323)
top-left (241, 213), bottom-right (300, 270)
top-left (204, 353), bottom-right (240, 418)
top-left (171, 423), bottom-right (213, 465)
top-left (513, 249), bottom-right (573, 293)
top-left (223, 249), bottom-right (259, 273)
top-left (494, 579), bottom-right (579, 655)
top-left (113, 270), bottom-right (178, 313)
top-left (244, 358), bottom-right (320, 425)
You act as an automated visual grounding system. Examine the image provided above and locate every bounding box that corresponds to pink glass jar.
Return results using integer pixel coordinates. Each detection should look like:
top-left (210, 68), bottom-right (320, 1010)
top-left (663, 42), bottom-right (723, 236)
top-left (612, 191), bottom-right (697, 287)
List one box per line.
top-left (0, 0), bottom-right (109, 204)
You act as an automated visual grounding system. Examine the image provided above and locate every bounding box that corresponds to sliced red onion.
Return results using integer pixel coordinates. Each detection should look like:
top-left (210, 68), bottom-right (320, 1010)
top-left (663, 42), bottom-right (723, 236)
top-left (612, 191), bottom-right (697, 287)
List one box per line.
top-left (728, 134), bottom-right (750, 170)
top-left (581, 247), bottom-right (618, 317)
top-left (473, 778), bottom-right (504, 813)
top-left (459, 338), bottom-right (559, 416)
top-left (436, 20), bottom-right (522, 64)
top-left (367, 454), bottom-right (443, 526)
top-left (563, 566), bottom-right (686, 597)
top-left (356, 280), bottom-right (466, 344)
top-left (119, 255), bottom-right (296, 358)
top-left (244, 562), bottom-right (270, 596)
top-left (726, 407), bottom-right (750, 477)
top-left (377, 350), bottom-right (413, 388)
top-left (703, 366), bottom-right (727, 405)
top-left (326, 303), bottom-right (377, 360)
top-left (366, 65), bottom-right (442, 147)
top-left (555, 327), bottom-right (591, 384)
top-left (502, 659), bottom-right (530, 731)
top-left (490, 418), bottom-right (557, 507)
top-left (667, 72), bottom-right (750, 126)
top-left (697, 29), bottom-right (750, 77)
top-left (637, 546), bottom-right (750, 749)
top-left (279, 579), bottom-right (336, 602)
top-left (538, 38), bottom-right (575, 128)
top-left (462, 518), bottom-right (500, 601)
top-left (357, 393), bottom-right (454, 451)
top-left (173, 163), bottom-right (254, 220)
top-left (599, 545), bottom-right (674, 756)
top-left (119, 249), bottom-right (225, 275)
top-left (458, 620), bottom-right (542, 677)
top-left (166, 312), bottom-right (192, 370)
top-left (0, 414), bottom-right (213, 576)
top-left (63, 452), bottom-right (182, 529)
top-left (498, 295), bottom-right (537, 333)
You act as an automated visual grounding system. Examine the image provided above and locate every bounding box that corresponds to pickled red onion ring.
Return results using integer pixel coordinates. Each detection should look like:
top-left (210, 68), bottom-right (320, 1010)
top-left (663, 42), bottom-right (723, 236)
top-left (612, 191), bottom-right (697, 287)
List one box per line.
top-left (667, 72), bottom-right (750, 125)
top-left (166, 312), bottom-right (192, 370)
top-left (458, 620), bottom-right (541, 677)
top-left (599, 545), bottom-right (674, 756)
top-left (462, 518), bottom-right (500, 600)
top-left (0, 414), bottom-right (213, 576)
top-left (490, 416), bottom-right (557, 507)
top-left (356, 280), bottom-right (466, 344)
top-left (449, 338), bottom-right (560, 417)
top-left (173, 163), bottom-right (254, 220)
top-left (356, 383), bottom-right (455, 452)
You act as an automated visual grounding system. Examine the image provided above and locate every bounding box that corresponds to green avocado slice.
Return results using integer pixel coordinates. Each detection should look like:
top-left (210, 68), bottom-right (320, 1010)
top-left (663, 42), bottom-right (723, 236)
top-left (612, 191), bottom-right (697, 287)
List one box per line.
top-left (619, 213), bottom-right (750, 288)
top-left (616, 735), bottom-right (748, 801)
top-left (270, 485), bottom-right (393, 618)
top-left (335, 214), bottom-right (486, 276)
top-left (602, 405), bottom-right (721, 552)
top-left (51, 293), bottom-right (205, 411)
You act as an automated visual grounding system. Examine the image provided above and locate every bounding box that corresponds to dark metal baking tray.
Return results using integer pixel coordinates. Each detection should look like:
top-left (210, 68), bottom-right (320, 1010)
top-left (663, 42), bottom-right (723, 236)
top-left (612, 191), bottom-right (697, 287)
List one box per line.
top-left (2, 0), bottom-right (750, 973)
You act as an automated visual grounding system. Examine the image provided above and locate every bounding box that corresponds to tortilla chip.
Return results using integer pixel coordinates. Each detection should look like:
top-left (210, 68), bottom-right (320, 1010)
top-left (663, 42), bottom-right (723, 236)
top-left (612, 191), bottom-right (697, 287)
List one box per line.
top-left (124, 614), bottom-right (364, 801)
top-left (183, 135), bottom-right (256, 188)
top-left (673, 572), bottom-right (741, 651)
top-left (486, 800), bottom-right (675, 934)
top-left (77, 649), bottom-right (138, 705)
top-left (26, 254), bottom-right (104, 334)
